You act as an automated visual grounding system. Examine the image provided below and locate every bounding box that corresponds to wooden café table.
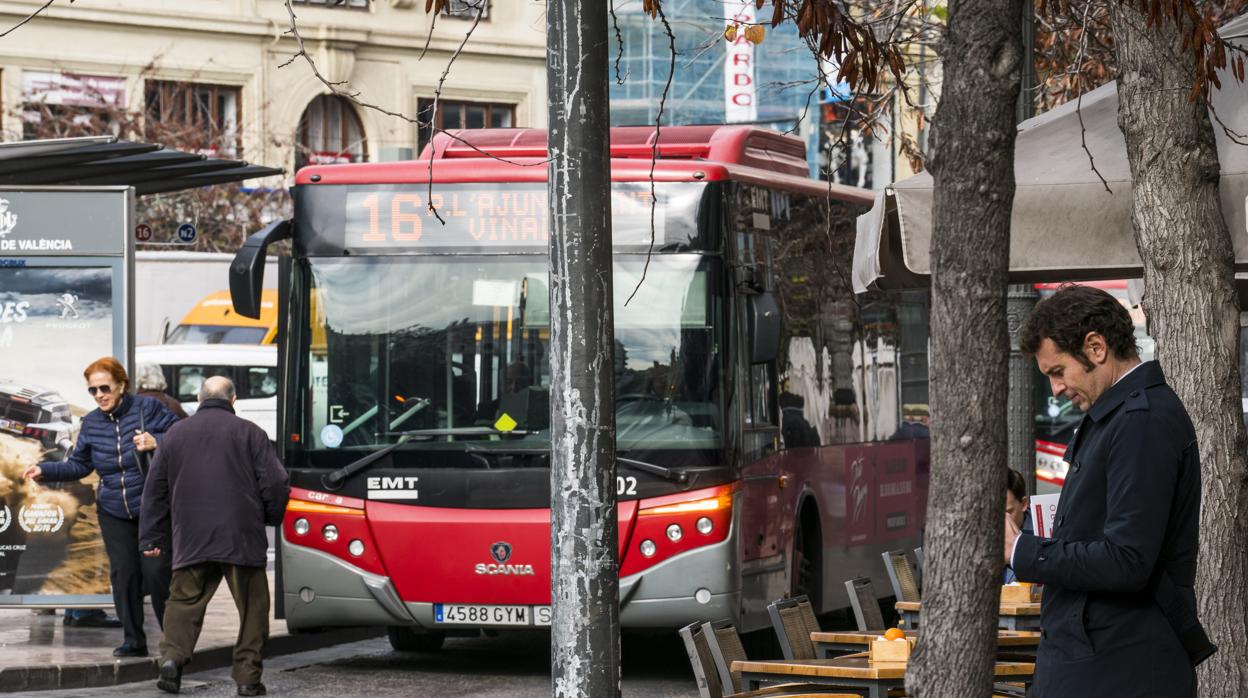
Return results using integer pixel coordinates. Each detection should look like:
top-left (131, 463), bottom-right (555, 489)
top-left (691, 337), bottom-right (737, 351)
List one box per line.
top-left (732, 652), bottom-right (1035, 698)
top-left (896, 601), bottom-right (1042, 631)
top-left (810, 629), bottom-right (1041, 659)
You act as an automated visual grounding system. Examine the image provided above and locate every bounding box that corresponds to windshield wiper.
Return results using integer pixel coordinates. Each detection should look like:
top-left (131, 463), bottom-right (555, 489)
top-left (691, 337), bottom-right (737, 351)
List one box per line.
top-left (463, 446), bottom-right (688, 483)
top-left (618, 455), bottom-right (688, 483)
top-left (322, 434), bottom-right (414, 491)
top-left (324, 435), bottom-right (686, 489)
top-left (376, 426), bottom-right (533, 438)
top-left (322, 427), bottom-right (535, 489)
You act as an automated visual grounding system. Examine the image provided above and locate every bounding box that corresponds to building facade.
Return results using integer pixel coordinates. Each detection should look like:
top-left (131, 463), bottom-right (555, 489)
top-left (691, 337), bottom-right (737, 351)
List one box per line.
top-left (0, 0), bottom-right (547, 175)
top-left (608, 0), bottom-right (906, 189)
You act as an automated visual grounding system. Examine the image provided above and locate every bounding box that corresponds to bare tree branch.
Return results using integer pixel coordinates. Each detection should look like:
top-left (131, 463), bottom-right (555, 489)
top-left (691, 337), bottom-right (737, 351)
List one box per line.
top-left (611, 0), bottom-right (630, 85)
top-left (0, 0), bottom-right (70, 38)
top-left (423, 0), bottom-right (488, 223)
top-left (419, 3), bottom-right (439, 61)
top-left (625, 0), bottom-right (677, 306)
top-left (279, 2), bottom-right (549, 172)
top-left (1076, 90), bottom-right (1113, 193)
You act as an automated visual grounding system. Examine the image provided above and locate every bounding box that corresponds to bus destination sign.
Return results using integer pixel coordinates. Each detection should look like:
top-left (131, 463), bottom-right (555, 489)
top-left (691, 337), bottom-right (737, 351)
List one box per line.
top-left (340, 183), bottom-right (698, 250)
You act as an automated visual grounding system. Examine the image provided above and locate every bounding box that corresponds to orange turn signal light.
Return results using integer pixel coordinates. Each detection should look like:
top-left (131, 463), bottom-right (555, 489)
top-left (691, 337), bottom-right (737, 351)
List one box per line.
top-left (640, 492), bottom-right (733, 516)
top-left (287, 500), bottom-right (365, 516)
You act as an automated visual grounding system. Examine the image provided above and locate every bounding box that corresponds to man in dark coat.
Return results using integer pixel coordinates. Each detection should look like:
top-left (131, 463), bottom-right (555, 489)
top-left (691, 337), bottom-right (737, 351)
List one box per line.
top-left (1006, 284), bottom-right (1205, 698)
top-left (139, 376), bottom-right (289, 697)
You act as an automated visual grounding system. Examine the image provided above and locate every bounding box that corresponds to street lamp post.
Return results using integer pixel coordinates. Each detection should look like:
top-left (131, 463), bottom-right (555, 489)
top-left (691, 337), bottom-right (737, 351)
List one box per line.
top-left (1008, 1), bottom-right (1039, 492)
top-left (547, 1), bottom-right (621, 696)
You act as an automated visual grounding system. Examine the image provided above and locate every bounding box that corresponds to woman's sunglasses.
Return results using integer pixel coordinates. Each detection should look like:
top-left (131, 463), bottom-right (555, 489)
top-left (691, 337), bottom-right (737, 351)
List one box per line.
top-left (87, 385), bottom-right (114, 396)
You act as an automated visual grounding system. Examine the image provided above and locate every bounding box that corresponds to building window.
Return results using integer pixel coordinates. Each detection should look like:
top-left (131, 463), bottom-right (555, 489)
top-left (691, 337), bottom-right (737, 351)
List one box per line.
top-left (145, 80), bottom-right (241, 157)
top-left (441, 0), bottom-right (488, 18)
top-left (22, 71), bottom-right (126, 139)
top-left (416, 98), bottom-right (513, 153)
top-left (296, 95), bottom-right (367, 170)
top-left (291, 0), bottom-right (369, 8)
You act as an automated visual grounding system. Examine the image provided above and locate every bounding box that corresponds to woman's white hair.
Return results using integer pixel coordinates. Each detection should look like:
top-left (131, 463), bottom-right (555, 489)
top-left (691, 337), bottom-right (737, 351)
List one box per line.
top-left (136, 362), bottom-right (167, 391)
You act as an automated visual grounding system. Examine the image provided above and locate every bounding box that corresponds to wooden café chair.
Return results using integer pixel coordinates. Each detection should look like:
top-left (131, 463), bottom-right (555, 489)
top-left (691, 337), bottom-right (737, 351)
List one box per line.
top-left (680, 619), bottom-right (855, 698)
top-left (766, 595), bottom-right (822, 660)
top-left (881, 549), bottom-right (922, 603)
top-left (845, 577), bottom-right (888, 633)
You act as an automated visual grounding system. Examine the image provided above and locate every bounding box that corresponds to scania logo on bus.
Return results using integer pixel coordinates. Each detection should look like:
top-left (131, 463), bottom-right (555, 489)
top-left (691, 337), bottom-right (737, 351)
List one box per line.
top-left (474, 541), bottom-right (535, 576)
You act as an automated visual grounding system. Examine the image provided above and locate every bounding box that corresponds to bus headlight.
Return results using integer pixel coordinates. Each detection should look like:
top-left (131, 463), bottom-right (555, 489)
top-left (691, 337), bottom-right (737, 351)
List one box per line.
top-left (348, 539), bottom-right (365, 557)
top-left (322, 524), bottom-right (339, 543)
top-left (696, 517), bottom-right (713, 535)
top-left (666, 524), bottom-right (683, 542)
top-left (639, 539), bottom-right (657, 557)
top-left (293, 518), bottom-right (310, 536)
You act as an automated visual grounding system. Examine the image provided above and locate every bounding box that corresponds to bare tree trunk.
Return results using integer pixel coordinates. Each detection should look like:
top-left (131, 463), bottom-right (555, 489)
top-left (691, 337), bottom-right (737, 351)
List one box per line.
top-left (1111, 7), bottom-right (1248, 696)
top-left (547, 1), bottom-right (620, 697)
top-left (906, 0), bottom-right (1023, 695)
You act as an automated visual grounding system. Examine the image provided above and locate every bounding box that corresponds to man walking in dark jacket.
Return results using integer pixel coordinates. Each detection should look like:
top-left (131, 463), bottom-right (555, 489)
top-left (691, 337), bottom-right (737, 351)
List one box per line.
top-left (139, 376), bottom-right (289, 696)
top-left (1006, 285), bottom-right (1208, 698)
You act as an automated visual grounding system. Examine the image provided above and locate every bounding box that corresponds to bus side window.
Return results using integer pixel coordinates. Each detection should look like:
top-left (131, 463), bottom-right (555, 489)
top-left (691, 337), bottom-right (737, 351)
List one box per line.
top-left (747, 363), bottom-right (776, 427)
top-left (176, 366), bottom-right (205, 402)
top-left (246, 367), bottom-right (278, 399)
top-left (176, 365), bottom-right (232, 402)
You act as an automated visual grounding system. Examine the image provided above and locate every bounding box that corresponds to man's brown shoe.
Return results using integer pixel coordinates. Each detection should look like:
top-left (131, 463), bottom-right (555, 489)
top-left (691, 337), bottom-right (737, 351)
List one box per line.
top-left (156, 659), bottom-right (181, 694)
top-left (237, 683), bottom-right (266, 696)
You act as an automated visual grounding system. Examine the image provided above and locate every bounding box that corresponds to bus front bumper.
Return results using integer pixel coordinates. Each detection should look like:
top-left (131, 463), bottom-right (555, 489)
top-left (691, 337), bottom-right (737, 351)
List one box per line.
top-left (281, 527), bottom-right (740, 631)
top-left (281, 540), bottom-right (416, 630)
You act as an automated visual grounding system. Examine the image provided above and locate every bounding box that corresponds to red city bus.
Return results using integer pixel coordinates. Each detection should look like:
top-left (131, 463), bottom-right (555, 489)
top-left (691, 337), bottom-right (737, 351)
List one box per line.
top-left (230, 125), bottom-right (930, 650)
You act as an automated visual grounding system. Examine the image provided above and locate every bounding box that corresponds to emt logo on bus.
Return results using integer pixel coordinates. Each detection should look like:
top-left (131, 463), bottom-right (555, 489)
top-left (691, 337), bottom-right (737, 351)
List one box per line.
top-left (342, 183), bottom-right (680, 249)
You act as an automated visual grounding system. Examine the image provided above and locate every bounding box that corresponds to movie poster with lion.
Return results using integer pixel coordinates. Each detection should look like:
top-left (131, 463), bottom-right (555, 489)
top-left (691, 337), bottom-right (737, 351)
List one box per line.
top-left (1, 265), bottom-right (114, 601)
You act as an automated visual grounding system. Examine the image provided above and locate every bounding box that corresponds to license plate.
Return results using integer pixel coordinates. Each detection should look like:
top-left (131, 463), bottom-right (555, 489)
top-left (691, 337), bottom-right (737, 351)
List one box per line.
top-left (434, 604), bottom-right (552, 627)
top-left (0, 418), bottom-right (22, 433)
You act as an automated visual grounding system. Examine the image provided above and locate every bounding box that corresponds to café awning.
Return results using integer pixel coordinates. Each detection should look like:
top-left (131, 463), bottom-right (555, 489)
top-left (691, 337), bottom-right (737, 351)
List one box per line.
top-left (0, 135), bottom-right (283, 196)
top-left (853, 13), bottom-right (1248, 293)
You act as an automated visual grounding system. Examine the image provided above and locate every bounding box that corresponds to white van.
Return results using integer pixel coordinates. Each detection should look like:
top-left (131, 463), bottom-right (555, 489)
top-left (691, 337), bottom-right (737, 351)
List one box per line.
top-left (135, 344), bottom-right (278, 441)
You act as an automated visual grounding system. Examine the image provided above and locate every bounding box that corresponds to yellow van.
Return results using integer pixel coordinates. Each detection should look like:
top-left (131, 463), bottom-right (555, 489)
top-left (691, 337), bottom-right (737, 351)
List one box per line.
top-left (165, 289), bottom-right (278, 345)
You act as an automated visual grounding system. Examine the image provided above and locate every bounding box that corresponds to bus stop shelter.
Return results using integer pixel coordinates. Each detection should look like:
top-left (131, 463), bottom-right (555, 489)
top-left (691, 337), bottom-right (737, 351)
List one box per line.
top-left (0, 135), bottom-right (281, 611)
top-left (0, 135), bottom-right (281, 193)
top-left (852, 13), bottom-right (1248, 293)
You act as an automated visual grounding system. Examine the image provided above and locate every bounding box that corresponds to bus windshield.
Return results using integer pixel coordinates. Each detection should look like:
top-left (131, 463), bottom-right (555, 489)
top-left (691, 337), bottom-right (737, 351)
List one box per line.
top-left (303, 254), bottom-right (722, 454)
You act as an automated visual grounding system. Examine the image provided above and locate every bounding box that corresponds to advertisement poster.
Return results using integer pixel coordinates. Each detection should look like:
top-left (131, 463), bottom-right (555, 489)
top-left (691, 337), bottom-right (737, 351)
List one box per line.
top-left (0, 266), bottom-right (115, 597)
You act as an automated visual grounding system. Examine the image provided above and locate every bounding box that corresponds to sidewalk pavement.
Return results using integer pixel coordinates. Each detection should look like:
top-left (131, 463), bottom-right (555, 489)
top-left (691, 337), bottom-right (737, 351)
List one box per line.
top-left (0, 572), bottom-right (383, 693)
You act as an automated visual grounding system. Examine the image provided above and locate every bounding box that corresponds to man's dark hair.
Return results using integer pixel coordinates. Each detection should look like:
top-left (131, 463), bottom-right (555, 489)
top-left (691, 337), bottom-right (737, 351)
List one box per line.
top-left (1006, 468), bottom-right (1028, 502)
top-left (1019, 284), bottom-right (1139, 370)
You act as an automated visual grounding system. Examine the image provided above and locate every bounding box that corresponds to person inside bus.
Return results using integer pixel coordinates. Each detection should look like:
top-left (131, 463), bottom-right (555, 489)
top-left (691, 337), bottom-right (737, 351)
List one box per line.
top-left (1003, 468), bottom-right (1032, 584)
top-left (22, 357), bottom-right (178, 657)
top-left (889, 403), bottom-right (930, 441)
top-left (779, 391), bottom-right (820, 448)
top-left (483, 361), bottom-right (546, 430)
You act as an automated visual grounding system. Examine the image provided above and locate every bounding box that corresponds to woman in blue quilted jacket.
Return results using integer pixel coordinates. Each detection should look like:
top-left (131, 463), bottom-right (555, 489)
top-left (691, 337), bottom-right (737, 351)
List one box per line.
top-left (23, 357), bottom-right (178, 658)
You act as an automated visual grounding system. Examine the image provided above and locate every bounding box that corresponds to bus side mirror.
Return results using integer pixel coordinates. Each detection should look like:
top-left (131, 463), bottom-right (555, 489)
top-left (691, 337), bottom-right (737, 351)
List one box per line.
top-left (749, 292), bottom-right (780, 364)
top-left (230, 219), bottom-right (292, 319)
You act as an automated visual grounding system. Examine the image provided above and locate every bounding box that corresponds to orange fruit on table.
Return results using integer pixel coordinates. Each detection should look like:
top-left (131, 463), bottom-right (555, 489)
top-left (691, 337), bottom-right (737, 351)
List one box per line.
top-left (884, 627), bottom-right (905, 641)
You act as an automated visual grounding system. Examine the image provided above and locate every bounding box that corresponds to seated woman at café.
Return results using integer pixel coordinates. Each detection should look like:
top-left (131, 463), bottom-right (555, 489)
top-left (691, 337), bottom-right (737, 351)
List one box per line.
top-left (1003, 468), bottom-right (1031, 583)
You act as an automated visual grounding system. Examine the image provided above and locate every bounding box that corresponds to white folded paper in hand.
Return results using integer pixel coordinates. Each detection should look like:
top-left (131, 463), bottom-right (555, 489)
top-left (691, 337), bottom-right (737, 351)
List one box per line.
top-left (1031, 493), bottom-right (1060, 537)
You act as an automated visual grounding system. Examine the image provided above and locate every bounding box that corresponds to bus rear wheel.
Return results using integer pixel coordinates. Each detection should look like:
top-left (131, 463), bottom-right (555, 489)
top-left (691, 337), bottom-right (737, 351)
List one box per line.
top-left (387, 627), bottom-right (446, 652)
